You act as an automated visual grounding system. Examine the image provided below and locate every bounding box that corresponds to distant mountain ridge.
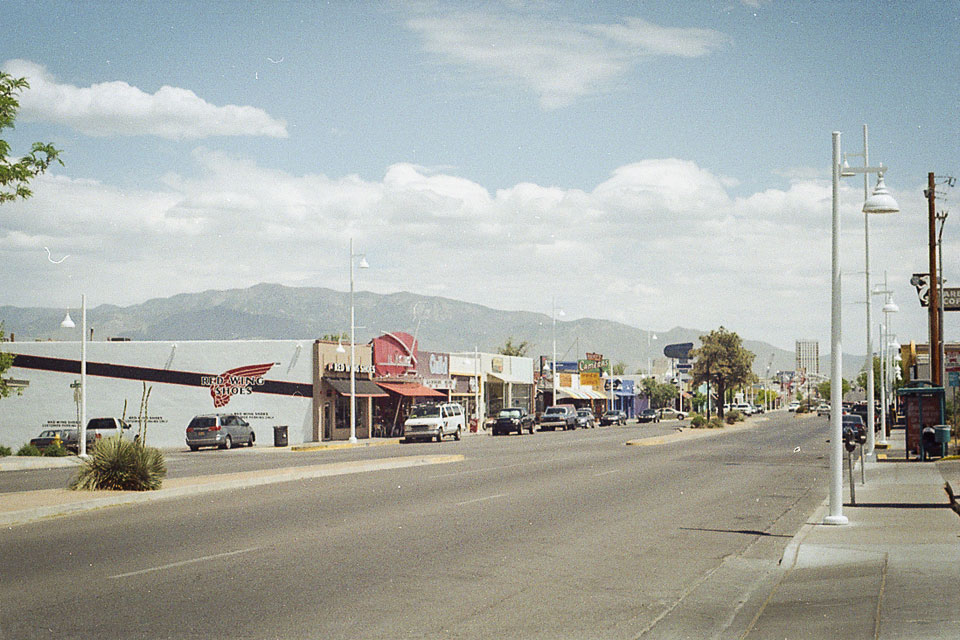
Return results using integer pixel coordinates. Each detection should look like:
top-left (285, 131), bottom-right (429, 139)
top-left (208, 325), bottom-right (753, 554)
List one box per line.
top-left (0, 282), bottom-right (864, 378)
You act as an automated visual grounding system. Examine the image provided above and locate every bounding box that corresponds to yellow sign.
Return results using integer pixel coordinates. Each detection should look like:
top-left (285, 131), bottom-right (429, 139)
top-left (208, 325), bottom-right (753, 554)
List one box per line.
top-left (580, 372), bottom-right (600, 387)
top-left (559, 373), bottom-right (572, 388)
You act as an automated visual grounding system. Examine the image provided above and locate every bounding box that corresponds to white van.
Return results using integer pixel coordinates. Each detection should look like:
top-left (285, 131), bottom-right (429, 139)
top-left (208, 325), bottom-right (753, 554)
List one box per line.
top-left (402, 402), bottom-right (465, 443)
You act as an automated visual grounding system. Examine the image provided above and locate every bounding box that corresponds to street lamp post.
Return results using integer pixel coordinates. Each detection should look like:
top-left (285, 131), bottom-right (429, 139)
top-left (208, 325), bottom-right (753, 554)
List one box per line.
top-left (61, 295), bottom-right (87, 458)
top-left (551, 297), bottom-right (564, 406)
top-left (827, 130), bottom-right (899, 526)
top-left (348, 238), bottom-right (369, 444)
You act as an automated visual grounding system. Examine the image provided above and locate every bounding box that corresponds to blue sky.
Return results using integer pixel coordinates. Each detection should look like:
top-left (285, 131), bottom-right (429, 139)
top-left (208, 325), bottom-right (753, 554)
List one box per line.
top-left (2, 0), bottom-right (959, 354)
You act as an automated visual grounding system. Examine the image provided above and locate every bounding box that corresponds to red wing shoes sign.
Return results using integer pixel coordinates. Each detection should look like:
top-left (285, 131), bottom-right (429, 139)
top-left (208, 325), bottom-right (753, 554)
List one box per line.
top-left (202, 363), bottom-right (276, 408)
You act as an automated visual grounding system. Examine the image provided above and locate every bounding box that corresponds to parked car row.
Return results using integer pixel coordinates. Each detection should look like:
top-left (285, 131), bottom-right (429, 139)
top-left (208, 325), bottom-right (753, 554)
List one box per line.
top-left (29, 418), bottom-right (137, 453)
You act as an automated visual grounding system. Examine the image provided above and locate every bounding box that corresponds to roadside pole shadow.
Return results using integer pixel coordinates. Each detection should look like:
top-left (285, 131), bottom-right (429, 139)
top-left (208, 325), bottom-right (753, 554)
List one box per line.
top-left (679, 526), bottom-right (793, 538)
top-left (843, 502), bottom-right (950, 509)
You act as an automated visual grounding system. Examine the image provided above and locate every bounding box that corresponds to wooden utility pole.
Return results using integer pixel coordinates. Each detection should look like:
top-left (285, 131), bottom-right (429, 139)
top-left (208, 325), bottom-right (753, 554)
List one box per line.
top-left (928, 172), bottom-right (942, 386)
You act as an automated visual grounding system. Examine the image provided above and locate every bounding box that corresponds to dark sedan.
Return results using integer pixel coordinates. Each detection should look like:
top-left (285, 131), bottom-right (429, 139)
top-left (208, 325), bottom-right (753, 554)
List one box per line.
top-left (492, 407), bottom-right (535, 436)
top-left (29, 428), bottom-right (78, 452)
top-left (637, 409), bottom-right (659, 423)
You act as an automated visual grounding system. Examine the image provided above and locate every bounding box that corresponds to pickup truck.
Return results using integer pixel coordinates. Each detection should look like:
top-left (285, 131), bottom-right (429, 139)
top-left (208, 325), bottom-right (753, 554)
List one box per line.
top-left (539, 405), bottom-right (577, 431)
top-left (492, 407), bottom-right (536, 435)
top-left (86, 417), bottom-right (137, 447)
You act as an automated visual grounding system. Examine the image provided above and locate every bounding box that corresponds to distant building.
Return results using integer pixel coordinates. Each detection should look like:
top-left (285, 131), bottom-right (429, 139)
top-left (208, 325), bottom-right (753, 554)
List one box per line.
top-left (795, 340), bottom-right (819, 378)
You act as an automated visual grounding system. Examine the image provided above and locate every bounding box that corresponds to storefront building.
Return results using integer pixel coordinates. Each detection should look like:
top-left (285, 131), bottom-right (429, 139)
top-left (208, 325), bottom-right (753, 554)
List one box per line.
top-left (314, 340), bottom-right (384, 441)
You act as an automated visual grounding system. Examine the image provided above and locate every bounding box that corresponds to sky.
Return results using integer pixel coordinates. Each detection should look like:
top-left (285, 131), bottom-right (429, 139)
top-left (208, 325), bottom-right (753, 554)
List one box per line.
top-left (2, 0), bottom-right (959, 355)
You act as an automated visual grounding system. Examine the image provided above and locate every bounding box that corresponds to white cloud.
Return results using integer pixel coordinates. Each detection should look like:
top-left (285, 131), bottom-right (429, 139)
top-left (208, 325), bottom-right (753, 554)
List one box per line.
top-left (2, 59), bottom-right (288, 139)
top-left (405, 11), bottom-right (728, 108)
top-left (0, 153), bottom-right (927, 351)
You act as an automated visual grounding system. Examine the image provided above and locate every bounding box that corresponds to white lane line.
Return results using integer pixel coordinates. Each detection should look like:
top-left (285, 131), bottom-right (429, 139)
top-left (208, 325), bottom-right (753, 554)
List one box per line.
top-left (430, 462), bottom-right (527, 478)
top-left (456, 494), bottom-right (507, 506)
top-left (109, 547), bottom-right (260, 579)
top-left (593, 469), bottom-right (621, 477)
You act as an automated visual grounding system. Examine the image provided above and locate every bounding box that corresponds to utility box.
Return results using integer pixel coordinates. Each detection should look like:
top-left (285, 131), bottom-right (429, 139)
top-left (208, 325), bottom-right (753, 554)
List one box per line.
top-left (896, 381), bottom-right (945, 459)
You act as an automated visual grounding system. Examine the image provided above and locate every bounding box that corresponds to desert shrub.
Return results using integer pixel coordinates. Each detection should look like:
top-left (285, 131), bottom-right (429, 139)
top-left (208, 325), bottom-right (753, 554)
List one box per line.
top-left (70, 436), bottom-right (167, 491)
top-left (16, 443), bottom-right (41, 456)
top-left (690, 414), bottom-right (706, 428)
top-left (725, 410), bottom-right (742, 424)
top-left (41, 441), bottom-right (70, 457)
top-left (707, 417), bottom-right (724, 429)
top-left (0, 445), bottom-right (11, 456)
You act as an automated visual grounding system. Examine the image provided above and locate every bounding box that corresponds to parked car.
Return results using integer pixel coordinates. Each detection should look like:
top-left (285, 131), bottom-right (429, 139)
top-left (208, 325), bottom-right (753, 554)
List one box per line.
top-left (637, 409), bottom-right (659, 423)
top-left (576, 409), bottom-right (597, 429)
top-left (539, 405), bottom-right (578, 431)
top-left (185, 413), bottom-right (256, 450)
top-left (752, 404), bottom-right (765, 414)
top-left (656, 407), bottom-right (686, 421)
top-left (842, 414), bottom-right (866, 444)
top-left (788, 401), bottom-right (801, 412)
top-left (29, 428), bottom-right (77, 452)
top-left (402, 402), bottom-right (465, 442)
top-left (86, 417), bottom-right (136, 446)
top-left (816, 403), bottom-right (831, 416)
top-left (733, 403), bottom-right (753, 415)
top-left (492, 407), bottom-right (536, 436)
top-left (599, 410), bottom-right (626, 426)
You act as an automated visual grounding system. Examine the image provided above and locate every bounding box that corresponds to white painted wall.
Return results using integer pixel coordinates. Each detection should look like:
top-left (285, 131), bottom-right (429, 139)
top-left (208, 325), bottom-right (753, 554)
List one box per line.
top-left (1, 340), bottom-right (315, 450)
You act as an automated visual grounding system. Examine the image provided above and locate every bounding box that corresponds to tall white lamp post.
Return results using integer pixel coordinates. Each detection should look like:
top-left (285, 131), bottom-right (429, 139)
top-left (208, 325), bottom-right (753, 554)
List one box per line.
top-left (61, 295), bottom-right (88, 458)
top-left (348, 238), bottom-right (369, 444)
top-left (880, 296), bottom-right (899, 446)
top-left (827, 130), bottom-right (899, 525)
top-left (551, 297), bottom-right (564, 406)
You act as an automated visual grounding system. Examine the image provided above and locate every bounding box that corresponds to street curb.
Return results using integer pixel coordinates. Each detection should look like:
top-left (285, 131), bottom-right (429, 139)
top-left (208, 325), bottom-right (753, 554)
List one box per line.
top-left (0, 456), bottom-right (83, 472)
top-left (625, 417), bottom-right (765, 447)
top-left (0, 454), bottom-right (464, 528)
top-left (291, 438), bottom-right (402, 452)
top-left (778, 500), bottom-right (829, 570)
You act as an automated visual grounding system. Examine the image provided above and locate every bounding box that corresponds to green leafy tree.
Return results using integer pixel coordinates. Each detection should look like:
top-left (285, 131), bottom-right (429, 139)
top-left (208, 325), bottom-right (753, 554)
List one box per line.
top-left (854, 356), bottom-right (882, 397)
top-left (497, 337), bottom-right (530, 357)
top-left (689, 327), bottom-right (755, 418)
top-left (816, 378), bottom-right (851, 401)
top-left (1, 72), bottom-right (62, 203)
top-left (612, 361), bottom-right (626, 375)
top-left (321, 332), bottom-right (349, 342)
top-left (0, 324), bottom-right (17, 400)
top-left (641, 378), bottom-right (678, 409)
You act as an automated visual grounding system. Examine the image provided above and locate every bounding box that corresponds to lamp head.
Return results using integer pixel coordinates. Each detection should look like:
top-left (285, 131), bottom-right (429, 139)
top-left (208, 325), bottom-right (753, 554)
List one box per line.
top-left (882, 299), bottom-right (899, 314)
top-left (336, 339), bottom-right (346, 354)
top-left (862, 174), bottom-right (899, 214)
top-left (61, 313), bottom-right (76, 329)
top-left (358, 257), bottom-right (369, 269)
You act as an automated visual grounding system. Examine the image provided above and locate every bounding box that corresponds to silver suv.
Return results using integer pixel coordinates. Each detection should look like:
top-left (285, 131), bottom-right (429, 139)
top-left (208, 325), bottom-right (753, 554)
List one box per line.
top-left (186, 414), bottom-right (255, 451)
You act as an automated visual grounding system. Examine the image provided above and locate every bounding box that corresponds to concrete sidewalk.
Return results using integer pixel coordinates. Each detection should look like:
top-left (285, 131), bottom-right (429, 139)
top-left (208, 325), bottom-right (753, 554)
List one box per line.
top-left (735, 430), bottom-right (960, 639)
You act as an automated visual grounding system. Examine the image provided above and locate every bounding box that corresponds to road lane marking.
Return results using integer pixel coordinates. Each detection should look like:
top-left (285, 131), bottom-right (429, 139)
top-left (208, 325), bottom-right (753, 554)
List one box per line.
top-left (593, 469), bottom-right (621, 477)
top-left (430, 462), bottom-right (528, 478)
top-left (456, 494), bottom-right (507, 506)
top-left (109, 547), bottom-right (260, 579)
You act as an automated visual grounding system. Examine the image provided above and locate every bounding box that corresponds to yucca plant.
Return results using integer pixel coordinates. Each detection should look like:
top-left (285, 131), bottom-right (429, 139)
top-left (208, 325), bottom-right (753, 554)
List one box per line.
top-left (0, 444), bottom-right (12, 456)
top-left (70, 436), bottom-right (166, 491)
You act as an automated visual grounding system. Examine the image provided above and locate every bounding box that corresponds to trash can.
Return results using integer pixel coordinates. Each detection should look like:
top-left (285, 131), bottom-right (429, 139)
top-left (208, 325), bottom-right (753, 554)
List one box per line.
top-left (273, 425), bottom-right (289, 447)
top-left (935, 425), bottom-right (952, 457)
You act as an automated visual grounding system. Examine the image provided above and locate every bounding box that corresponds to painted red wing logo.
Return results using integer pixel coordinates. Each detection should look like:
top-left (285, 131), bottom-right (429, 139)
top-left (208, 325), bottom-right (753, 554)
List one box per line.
top-left (207, 363), bottom-right (275, 408)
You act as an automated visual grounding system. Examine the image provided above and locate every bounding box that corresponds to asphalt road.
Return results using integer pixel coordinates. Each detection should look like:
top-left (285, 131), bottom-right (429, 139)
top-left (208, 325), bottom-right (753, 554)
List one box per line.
top-left (1, 413), bottom-right (830, 639)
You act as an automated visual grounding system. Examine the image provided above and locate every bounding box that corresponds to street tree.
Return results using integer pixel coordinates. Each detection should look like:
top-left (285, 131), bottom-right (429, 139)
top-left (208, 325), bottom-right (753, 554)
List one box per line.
top-left (641, 377), bottom-right (678, 409)
top-left (0, 324), bottom-right (17, 399)
top-left (689, 327), bottom-right (755, 418)
top-left (612, 361), bottom-right (626, 375)
top-left (817, 378), bottom-right (851, 401)
top-left (1, 72), bottom-right (62, 203)
top-left (497, 337), bottom-right (530, 357)
top-left (855, 356), bottom-right (882, 397)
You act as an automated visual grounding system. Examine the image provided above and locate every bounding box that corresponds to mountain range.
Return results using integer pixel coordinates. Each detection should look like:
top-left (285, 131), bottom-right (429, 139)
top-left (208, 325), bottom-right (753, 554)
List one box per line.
top-left (0, 282), bottom-right (865, 379)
